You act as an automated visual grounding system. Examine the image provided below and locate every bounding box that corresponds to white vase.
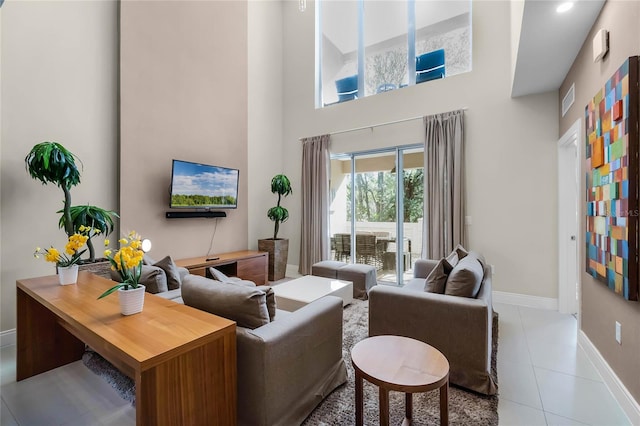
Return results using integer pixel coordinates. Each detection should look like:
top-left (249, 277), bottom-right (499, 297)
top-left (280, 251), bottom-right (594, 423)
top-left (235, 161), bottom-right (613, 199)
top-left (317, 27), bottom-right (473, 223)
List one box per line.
top-left (57, 264), bottom-right (79, 285)
top-left (118, 285), bottom-right (146, 315)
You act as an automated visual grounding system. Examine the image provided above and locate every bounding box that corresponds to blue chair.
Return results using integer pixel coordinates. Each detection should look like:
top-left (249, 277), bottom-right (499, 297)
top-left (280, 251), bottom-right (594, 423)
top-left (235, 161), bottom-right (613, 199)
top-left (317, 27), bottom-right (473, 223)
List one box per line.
top-left (416, 49), bottom-right (445, 84)
top-left (335, 75), bottom-right (358, 102)
top-left (376, 83), bottom-right (397, 93)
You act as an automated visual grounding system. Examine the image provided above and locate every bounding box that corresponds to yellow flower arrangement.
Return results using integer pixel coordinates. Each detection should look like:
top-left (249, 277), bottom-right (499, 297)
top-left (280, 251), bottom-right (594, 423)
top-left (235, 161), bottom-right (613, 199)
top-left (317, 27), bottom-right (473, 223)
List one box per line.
top-left (33, 226), bottom-right (90, 267)
top-left (98, 231), bottom-right (145, 299)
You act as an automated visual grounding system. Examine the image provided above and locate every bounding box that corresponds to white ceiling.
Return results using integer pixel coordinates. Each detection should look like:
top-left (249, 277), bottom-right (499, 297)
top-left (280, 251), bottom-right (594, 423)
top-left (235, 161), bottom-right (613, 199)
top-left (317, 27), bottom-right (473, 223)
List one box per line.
top-left (511, 0), bottom-right (605, 97)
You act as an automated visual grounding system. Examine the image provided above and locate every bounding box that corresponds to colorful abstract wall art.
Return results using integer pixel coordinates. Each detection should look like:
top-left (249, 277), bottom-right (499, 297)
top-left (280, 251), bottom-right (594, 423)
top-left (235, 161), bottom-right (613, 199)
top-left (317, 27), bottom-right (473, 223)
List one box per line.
top-left (585, 56), bottom-right (639, 301)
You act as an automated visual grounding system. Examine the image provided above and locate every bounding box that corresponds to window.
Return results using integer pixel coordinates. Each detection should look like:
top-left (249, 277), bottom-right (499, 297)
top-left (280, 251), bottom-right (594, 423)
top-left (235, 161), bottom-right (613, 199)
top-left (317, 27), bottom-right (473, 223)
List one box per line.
top-left (317, 0), bottom-right (472, 107)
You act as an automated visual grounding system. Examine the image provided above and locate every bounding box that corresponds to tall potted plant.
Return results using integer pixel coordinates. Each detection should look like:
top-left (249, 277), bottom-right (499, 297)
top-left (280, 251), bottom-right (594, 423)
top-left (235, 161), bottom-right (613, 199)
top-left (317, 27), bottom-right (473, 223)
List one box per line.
top-left (258, 174), bottom-right (292, 281)
top-left (25, 141), bottom-right (118, 266)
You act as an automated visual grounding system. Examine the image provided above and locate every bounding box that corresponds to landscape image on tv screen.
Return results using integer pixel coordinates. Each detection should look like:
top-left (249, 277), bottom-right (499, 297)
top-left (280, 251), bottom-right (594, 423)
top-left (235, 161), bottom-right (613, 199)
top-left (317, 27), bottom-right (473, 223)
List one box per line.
top-left (170, 160), bottom-right (239, 209)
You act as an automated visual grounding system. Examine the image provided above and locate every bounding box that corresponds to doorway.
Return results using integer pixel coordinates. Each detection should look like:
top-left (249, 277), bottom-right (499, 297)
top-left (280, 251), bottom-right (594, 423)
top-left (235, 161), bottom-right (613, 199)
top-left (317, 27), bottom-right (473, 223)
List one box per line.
top-left (558, 119), bottom-right (581, 315)
top-left (329, 145), bottom-right (424, 285)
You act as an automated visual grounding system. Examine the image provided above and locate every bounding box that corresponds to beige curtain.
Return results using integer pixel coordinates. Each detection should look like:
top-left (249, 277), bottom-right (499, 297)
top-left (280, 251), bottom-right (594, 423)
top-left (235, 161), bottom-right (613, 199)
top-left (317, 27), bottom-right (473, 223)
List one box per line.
top-left (299, 135), bottom-right (330, 275)
top-left (423, 110), bottom-right (466, 259)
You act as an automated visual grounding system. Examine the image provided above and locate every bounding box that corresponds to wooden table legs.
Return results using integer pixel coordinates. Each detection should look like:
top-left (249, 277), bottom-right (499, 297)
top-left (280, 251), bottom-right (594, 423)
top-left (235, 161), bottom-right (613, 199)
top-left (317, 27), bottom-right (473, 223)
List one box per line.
top-left (354, 376), bottom-right (449, 426)
top-left (355, 370), bottom-right (364, 426)
top-left (440, 380), bottom-right (449, 426)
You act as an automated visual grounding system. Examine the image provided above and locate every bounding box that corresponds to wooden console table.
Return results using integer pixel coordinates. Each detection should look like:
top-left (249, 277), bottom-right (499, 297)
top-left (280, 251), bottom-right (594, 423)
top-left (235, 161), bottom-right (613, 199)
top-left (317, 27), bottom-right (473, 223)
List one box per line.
top-left (17, 272), bottom-right (237, 426)
top-left (176, 250), bottom-right (268, 285)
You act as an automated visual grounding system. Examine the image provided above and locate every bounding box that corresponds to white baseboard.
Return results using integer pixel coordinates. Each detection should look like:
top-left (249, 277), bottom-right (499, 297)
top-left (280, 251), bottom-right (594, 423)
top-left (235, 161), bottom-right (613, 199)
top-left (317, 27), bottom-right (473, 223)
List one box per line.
top-left (492, 290), bottom-right (558, 310)
top-left (1, 329), bottom-right (16, 348)
top-left (579, 331), bottom-right (640, 425)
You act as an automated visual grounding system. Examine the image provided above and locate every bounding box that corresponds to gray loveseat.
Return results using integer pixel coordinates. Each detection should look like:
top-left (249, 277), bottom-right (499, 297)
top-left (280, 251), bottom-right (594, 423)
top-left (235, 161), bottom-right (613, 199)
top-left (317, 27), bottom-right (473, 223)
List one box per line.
top-left (181, 274), bottom-right (348, 426)
top-left (368, 255), bottom-right (497, 395)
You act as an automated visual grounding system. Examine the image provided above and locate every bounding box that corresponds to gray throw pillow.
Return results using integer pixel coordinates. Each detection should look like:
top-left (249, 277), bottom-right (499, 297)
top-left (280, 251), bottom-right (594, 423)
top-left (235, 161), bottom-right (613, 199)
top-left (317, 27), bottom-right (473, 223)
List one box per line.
top-left (445, 244), bottom-right (469, 267)
top-left (110, 265), bottom-right (168, 294)
top-left (424, 258), bottom-right (453, 293)
top-left (445, 252), bottom-right (484, 298)
top-left (181, 275), bottom-right (270, 329)
top-left (256, 285), bottom-right (276, 320)
top-left (208, 267), bottom-right (256, 287)
top-left (154, 256), bottom-right (181, 290)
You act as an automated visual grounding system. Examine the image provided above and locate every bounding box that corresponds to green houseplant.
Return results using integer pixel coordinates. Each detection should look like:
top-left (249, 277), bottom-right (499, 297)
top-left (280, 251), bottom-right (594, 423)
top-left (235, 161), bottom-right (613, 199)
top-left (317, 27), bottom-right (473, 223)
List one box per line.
top-left (258, 174), bottom-right (292, 281)
top-left (25, 141), bottom-right (118, 263)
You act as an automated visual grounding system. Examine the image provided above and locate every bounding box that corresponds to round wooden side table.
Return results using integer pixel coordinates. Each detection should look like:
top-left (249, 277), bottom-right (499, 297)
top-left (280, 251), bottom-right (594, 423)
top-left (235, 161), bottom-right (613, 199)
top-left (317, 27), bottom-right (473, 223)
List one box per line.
top-left (351, 335), bottom-right (450, 426)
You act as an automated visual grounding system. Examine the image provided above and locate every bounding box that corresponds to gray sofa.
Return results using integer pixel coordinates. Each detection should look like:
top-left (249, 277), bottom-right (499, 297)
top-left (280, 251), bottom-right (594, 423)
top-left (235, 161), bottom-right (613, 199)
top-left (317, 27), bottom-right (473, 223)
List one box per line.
top-left (181, 274), bottom-right (348, 426)
top-left (368, 255), bottom-right (497, 395)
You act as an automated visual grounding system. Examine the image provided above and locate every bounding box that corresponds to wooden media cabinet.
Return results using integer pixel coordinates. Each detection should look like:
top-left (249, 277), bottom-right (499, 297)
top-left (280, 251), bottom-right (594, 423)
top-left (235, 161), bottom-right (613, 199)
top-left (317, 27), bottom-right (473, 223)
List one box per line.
top-left (175, 250), bottom-right (268, 285)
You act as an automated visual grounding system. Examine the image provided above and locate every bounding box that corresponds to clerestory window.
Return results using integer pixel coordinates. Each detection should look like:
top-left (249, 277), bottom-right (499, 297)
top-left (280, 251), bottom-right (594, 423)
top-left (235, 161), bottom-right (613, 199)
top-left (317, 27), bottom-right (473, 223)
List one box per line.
top-left (317, 0), bottom-right (472, 108)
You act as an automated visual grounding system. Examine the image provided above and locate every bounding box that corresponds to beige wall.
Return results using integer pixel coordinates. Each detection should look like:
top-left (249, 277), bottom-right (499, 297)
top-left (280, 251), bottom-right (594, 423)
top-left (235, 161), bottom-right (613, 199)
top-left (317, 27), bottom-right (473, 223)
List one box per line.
top-left (559, 0), bottom-right (640, 403)
top-left (0, 0), bottom-right (118, 332)
top-left (247, 0), bottom-right (285, 248)
top-left (282, 0), bottom-right (560, 299)
top-left (120, 1), bottom-right (248, 259)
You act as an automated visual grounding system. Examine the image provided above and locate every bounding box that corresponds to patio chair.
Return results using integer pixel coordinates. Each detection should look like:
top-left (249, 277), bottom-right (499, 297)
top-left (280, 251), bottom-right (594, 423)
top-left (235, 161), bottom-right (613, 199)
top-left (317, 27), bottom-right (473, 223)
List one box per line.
top-left (416, 49), bottom-right (445, 84)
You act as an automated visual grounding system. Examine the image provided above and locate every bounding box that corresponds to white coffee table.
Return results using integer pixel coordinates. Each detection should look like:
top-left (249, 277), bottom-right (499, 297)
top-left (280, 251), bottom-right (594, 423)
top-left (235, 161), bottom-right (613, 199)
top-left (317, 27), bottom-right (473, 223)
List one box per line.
top-left (273, 275), bottom-right (353, 312)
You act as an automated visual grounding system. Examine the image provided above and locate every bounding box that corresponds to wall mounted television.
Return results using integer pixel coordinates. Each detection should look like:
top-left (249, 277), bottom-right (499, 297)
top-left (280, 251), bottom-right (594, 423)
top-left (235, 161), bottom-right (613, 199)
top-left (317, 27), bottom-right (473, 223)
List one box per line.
top-left (170, 159), bottom-right (239, 209)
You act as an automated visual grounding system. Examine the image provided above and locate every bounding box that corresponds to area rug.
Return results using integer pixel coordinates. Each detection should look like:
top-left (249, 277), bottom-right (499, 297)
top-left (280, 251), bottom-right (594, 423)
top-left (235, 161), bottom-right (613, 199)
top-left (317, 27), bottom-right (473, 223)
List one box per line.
top-left (302, 299), bottom-right (499, 426)
top-left (82, 349), bottom-right (136, 405)
top-left (82, 298), bottom-right (499, 425)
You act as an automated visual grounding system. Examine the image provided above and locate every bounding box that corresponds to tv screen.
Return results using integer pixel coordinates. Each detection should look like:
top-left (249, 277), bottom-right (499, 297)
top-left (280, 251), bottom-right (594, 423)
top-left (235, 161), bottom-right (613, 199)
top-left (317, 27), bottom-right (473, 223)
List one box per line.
top-left (170, 159), bottom-right (239, 209)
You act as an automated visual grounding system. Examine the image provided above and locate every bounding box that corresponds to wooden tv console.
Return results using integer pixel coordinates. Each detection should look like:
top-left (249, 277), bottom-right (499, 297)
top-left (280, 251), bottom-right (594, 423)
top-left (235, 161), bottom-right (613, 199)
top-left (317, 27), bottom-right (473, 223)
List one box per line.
top-left (175, 250), bottom-right (268, 285)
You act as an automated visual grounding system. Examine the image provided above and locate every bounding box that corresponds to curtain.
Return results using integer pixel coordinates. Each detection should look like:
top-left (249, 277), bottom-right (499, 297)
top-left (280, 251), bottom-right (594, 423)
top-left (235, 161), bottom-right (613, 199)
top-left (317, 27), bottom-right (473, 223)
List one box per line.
top-left (423, 110), bottom-right (466, 259)
top-left (299, 134), bottom-right (330, 275)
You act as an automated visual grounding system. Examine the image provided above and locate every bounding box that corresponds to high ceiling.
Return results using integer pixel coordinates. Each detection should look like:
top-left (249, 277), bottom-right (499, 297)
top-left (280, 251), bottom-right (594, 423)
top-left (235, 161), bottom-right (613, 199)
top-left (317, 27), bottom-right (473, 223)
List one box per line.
top-left (320, 0), bottom-right (605, 97)
top-left (511, 0), bottom-right (605, 97)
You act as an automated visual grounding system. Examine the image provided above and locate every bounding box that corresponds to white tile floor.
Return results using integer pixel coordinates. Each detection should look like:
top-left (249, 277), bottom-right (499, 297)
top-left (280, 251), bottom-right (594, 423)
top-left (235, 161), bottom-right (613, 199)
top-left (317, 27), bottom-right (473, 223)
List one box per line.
top-left (0, 302), bottom-right (632, 425)
top-left (495, 302), bottom-right (630, 426)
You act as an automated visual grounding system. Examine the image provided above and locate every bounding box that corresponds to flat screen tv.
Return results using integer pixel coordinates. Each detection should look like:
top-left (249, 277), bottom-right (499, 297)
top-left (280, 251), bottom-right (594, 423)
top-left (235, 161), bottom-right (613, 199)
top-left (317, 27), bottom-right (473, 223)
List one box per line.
top-left (170, 159), bottom-right (239, 209)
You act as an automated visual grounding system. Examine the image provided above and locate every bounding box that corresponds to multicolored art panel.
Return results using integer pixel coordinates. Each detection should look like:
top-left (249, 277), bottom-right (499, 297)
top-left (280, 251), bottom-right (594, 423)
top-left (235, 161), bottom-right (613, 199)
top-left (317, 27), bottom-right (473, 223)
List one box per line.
top-left (585, 56), bottom-right (639, 301)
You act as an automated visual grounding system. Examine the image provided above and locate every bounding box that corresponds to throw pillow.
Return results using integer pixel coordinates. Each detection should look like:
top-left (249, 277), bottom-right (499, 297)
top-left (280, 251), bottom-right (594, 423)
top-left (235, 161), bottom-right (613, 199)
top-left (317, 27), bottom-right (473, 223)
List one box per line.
top-left (444, 244), bottom-right (469, 267)
top-left (153, 256), bottom-right (182, 290)
top-left (208, 267), bottom-right (256, 287)
top-left (181, 275), bottom-right (270, 329)
top-left (454, 244), bottom-right (469, 259)
top-left (445, 252), bottom-right (484, 298)
top-left (110, 265), bottom-right (168, 294)
top-left (256, 285), bottom-right (276, 320)
top-left (424, 258), bottom-right (453, 294)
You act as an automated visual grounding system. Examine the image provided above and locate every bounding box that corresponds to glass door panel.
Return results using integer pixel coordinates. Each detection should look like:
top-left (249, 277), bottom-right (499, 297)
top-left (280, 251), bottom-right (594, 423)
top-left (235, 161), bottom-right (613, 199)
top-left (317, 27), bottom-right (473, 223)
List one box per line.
top-left (400, 148), bottom-right (424, 282)
top-left (329, 157), bottom-right (352, 262)
top-left (354, 153), bottom-right (397, 284)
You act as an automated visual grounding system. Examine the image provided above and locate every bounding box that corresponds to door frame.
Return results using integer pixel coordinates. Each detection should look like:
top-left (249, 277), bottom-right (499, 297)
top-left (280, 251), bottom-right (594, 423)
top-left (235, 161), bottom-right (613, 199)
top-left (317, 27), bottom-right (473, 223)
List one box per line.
top-left (557, 118), bottom-right (581, 315)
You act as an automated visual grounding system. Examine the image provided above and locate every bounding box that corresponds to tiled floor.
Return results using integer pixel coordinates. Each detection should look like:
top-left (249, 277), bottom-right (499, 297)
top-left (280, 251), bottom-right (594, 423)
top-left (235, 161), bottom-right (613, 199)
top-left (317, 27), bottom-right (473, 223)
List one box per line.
top-left (495, 302), bottom-right (630, 426)
top-left (0, 302), bottom-right (632, 425)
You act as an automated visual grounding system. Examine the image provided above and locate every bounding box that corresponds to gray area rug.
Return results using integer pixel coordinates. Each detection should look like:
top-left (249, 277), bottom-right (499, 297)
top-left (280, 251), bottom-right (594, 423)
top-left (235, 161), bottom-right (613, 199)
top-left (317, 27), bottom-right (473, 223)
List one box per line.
top-left (82, 298), bottom-right (498, 425)
top-left (303, 299), bottom-right (499, 426)
top-left (82, 349), bottom-right (136, 405)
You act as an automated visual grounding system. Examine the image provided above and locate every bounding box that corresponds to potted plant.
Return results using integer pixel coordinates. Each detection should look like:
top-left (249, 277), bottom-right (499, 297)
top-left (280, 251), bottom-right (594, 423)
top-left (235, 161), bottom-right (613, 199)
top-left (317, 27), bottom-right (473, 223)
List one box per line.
top-left (98, 231), bottom-right (146, 315)
top-left (25, 141), bottom-right (118, 270)
top-left (33, 229), bottom-right (89, 285)
top-left (258, 174), bottom-right (292, 281)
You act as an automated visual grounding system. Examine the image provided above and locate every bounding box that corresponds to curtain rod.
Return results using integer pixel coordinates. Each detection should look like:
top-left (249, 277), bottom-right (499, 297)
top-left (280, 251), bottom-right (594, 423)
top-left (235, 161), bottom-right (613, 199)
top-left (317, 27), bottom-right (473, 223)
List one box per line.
top-left (299, 107), bottom-right (468, 141)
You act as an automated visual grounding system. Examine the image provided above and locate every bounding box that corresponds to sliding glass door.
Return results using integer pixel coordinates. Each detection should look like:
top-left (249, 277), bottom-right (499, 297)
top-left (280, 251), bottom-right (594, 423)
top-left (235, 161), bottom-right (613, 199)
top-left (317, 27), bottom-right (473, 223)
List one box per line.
top-left (329, 145), bottom-right (423, 285)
